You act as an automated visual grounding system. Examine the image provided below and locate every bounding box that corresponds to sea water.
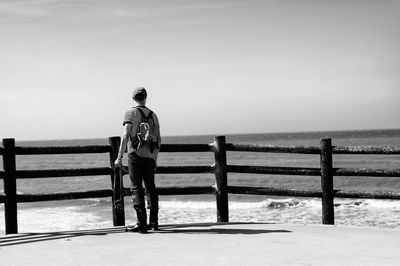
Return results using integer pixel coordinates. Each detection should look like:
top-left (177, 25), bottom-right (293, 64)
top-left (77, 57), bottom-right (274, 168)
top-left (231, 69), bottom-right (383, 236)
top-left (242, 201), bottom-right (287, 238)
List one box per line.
top-left (0, 129), bottom-right (399, 233)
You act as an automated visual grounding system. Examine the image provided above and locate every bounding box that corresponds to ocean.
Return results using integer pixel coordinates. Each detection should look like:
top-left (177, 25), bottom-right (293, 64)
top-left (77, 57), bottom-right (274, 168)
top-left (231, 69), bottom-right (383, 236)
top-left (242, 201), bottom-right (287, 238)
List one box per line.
top-left (1, 129), bottom-right (400, 233)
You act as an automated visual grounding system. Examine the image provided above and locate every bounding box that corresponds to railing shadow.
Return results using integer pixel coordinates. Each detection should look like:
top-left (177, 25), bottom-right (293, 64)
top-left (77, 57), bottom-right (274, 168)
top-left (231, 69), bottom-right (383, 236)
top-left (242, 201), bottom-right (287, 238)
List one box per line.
top-left (0, 223), bottom-right (292, 246)
top-left (0, 226), bottom-right (126, 247)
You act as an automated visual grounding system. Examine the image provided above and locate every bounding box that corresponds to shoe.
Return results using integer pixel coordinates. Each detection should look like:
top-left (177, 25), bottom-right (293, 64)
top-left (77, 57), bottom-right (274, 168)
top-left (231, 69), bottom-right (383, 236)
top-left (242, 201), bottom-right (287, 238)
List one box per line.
top-left (126, 223), bottom-right (147, 233)
top-left (130, 208), bottom-right (148, 233)
top-left (149, 208), bottom-right (159, 231)
top-left (147, 222), bottom-right (159, 231)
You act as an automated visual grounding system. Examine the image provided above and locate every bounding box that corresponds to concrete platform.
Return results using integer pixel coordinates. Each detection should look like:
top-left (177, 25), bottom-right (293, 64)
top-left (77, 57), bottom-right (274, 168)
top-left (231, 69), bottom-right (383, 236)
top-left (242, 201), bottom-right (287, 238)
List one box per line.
top-left (0, 223), bottom-right (399, 265)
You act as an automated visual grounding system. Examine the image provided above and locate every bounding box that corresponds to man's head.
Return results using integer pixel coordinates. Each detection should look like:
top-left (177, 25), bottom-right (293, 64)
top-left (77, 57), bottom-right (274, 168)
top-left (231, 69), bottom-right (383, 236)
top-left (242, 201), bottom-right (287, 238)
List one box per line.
top-left (132, 87), bottom-right (147, 103)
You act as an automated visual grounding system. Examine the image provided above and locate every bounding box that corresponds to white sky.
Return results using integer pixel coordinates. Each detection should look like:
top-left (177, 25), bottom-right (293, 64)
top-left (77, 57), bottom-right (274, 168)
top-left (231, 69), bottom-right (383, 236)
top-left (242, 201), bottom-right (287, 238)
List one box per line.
top-left (0, 0), bottom-right (399, 140)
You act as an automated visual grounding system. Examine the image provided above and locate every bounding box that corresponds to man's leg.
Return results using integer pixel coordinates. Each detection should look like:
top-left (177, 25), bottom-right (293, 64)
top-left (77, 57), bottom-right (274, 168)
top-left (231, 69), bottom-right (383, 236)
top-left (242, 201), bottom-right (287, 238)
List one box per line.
top-left (128, 154), bottom-right (147, 233)
top-left (143, 158), bottom-right (159, 230)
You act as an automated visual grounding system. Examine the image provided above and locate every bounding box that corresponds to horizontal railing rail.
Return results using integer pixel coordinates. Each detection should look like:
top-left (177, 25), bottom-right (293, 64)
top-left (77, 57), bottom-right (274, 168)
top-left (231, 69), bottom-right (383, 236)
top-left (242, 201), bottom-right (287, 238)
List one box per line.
top-left (228, 186), bottom-right (324, 197)
top-left (15, 168), bottom-right (113, 179)
top-left (226, 143), bottom-right (321, 154)
top-left (14, 190), bottom-right (113, 203)
top-left (14, 145), bottom-right (111, 155)
top-left (228, 165), bottom-right (321, 176)
top-left (1, 136), bottom-right (399, 234)
top-left (228, 186), bottom-right (400, 200)
top-left (333, 168), bottom-right (400, 177)
top-left (159, 143), bottom-right (214, 152)
top-left (155, 165), bottom-right (215, 174)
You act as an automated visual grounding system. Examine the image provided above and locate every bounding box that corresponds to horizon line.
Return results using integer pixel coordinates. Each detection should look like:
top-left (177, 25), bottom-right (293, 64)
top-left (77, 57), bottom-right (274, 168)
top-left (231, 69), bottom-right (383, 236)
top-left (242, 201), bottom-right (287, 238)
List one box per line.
top-left (9, 127), bottom-right (400, 142)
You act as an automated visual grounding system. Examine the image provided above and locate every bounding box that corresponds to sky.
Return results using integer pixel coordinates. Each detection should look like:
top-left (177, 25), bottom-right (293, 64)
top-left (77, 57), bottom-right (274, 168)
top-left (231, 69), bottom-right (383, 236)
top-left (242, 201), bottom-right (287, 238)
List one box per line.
top-left (0, 0), bottom-right (399, 140)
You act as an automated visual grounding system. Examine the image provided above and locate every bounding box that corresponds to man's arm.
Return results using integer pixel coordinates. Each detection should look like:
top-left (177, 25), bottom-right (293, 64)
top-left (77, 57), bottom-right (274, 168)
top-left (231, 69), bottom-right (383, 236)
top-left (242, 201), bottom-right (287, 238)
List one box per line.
top-left (114, 123), bottom-right (132, 167)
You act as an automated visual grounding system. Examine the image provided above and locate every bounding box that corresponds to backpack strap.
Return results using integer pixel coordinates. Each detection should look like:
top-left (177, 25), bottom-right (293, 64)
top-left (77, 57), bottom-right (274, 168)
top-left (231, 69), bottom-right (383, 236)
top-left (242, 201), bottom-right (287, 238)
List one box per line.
top-left (135, 107), bottom-right (153, 121)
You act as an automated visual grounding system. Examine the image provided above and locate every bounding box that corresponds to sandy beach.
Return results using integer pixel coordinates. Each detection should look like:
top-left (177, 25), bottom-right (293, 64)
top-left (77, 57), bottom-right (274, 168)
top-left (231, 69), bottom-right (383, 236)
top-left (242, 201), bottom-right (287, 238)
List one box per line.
top-left (1, 222), bottom-right (399, 265)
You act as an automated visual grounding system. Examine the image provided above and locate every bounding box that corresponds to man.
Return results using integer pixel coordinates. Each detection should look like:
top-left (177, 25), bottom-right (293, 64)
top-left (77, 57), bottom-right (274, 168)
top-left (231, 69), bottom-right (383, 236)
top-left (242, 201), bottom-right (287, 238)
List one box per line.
top-left (115, 87), bottom-right (161, 233)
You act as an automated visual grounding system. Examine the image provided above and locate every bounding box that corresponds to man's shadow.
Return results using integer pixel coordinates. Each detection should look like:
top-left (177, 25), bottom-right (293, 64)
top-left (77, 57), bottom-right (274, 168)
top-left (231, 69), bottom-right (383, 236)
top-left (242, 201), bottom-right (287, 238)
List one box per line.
top-left (157, 222), bottom-right (292, 235)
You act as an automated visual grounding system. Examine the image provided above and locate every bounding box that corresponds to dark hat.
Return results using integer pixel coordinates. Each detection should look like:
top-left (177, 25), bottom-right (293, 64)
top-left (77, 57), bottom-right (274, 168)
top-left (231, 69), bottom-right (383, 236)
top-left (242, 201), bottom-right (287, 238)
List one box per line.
top-left (132, 87), bottom-right (147, 100)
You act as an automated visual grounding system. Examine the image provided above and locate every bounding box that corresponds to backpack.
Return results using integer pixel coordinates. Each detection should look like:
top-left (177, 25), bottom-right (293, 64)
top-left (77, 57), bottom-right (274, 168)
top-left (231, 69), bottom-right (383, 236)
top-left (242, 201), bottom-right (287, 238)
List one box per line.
top-left (131, 107), bottom-right (160, 160)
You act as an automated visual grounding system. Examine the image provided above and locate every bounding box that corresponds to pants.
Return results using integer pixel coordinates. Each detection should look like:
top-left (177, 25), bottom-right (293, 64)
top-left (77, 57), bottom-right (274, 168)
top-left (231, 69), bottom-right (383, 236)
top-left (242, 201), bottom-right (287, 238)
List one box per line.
top-left (128, 153), bottom-right (159, 213)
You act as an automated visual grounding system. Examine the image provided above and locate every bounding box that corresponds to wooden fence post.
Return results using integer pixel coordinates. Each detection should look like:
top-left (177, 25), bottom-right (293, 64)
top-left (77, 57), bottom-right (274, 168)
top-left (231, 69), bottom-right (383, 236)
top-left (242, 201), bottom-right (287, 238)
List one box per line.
top-left (320, 138), bottom-right (334, 224)
top-left (109, 136), bottom-right (125, 226)
top-left (213, 136), bottom-right (229, 222)
top-left (2, 138), bottom-right (18, 234)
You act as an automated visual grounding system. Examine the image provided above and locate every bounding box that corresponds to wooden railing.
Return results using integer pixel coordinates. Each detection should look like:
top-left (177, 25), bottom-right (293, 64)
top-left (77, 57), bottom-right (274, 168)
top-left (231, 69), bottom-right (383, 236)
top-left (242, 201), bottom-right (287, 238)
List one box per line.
top-left (1, 136), bottom-right (400, 234)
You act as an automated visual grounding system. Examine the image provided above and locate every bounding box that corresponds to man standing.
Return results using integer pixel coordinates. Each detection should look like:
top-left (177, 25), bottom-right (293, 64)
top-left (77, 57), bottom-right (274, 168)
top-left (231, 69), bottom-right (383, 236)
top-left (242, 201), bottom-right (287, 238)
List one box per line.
top-left (115, 87), bottom-right (161, 233)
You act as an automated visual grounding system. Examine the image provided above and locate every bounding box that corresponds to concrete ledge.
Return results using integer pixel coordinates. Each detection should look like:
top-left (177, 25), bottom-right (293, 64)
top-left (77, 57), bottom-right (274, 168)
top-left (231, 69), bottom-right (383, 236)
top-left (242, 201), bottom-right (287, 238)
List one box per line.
top-left (1, 223), bottom-right (399, 265)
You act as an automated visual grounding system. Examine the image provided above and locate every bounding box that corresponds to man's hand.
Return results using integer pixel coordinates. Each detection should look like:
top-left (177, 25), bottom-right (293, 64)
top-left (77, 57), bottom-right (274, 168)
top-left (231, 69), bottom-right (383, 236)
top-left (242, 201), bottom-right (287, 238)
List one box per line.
top-left (114, 157), bottom-right (123, 168)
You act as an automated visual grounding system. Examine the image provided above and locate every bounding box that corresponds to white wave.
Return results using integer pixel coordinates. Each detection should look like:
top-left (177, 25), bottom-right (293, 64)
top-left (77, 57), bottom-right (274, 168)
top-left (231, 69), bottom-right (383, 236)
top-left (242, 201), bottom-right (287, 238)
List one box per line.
top-left (155, 198), bottom-right (400, 211)
top-left (159, 199), bottom-right (303, 210)
top-left (363, 199), bottom-right (400, 209)
top-left (81, 198), bottom-right (111, 207)
top-left (333, 198), bottom-right (400, 209)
